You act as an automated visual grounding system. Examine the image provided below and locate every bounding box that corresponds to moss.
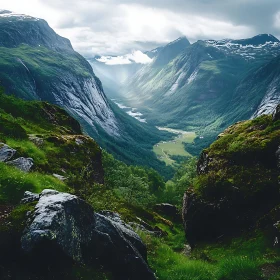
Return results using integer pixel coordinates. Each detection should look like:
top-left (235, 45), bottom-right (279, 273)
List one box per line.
top-left (0, 117), bottom-right (27, 139)
top-left (195, 115), bottom-right (280, 201)
top-left (8, 202), bottom-right (36, 231)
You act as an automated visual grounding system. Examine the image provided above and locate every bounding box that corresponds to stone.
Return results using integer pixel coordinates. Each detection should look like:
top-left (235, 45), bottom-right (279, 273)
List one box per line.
top-left (6, 157), bottom-right (34, 172)
top-left (272, 104), bottom-right (280, 121)
top-left (182, 244), bottom-right (192, 256)
top-left (0, 143), bottom-right (16, 162)
top-left (28, 136), bottom-right (44, 147)
top-left (21, 190), bottom-right (156, 280)
top-left (53, 173), bottom-right (67, 181)
top-left (21, 189), bottom-right (96, 263)
top-left (154, 203), bottom-right (180, 220)
top-left (197, 151), bottom-right (211, 175)
top-left (75, 138), bottom-right (84, 145)
top-left (95, 212), bottom-right (155, 279)
top-left (20, 191), bottom-right (40, 204)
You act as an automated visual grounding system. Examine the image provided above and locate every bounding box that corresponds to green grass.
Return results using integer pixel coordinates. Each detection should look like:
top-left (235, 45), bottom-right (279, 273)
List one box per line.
top-left (0, 162), bottom-right (67, 203)
top-left (140, 232), bottom-right (215, 280)
top-left (139, 228), bottom-right (280, 280)
top-left (153, 127), bottom-right (196, 166)
top-left (217, 257), bottom-right (262, 280)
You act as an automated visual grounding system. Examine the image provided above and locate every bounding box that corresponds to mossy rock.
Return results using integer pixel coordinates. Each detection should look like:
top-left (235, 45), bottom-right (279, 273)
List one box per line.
top-left (183, 115), bottom-right (280, 244)
top-left (0, 117), bottom-right (27, 139)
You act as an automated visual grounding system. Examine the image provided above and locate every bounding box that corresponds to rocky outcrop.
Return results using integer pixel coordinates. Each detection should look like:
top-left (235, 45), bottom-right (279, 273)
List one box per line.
top-left (21, 190), bottom-right (155, 280)
top-left (28, 136), bottom-right (44, 147)
top-left (0, 143), bottom-right (16, 162)
top-left (183, 115), bottom-right (280, 246)
top-left (273, 104), bottom-right (280, 121)
top-left (154, 203), bottom-right (180, 220)
top-left (6, 157), bottom-right (34, 172)
top-left (197, 151), bottom-right (211, 175)
top-left (20, 191), bottom-right (39, 204)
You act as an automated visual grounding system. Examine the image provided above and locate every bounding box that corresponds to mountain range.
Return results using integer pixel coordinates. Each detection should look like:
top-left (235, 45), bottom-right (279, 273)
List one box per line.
top-left (0, 10), bottom-right (171, 175)
top-left (91, 33), bottom-right (280, 154)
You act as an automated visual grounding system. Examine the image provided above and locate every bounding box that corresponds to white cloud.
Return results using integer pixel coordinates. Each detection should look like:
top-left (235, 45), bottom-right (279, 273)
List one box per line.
top-left (1, 0), bottom-right (277, 56)
top-left (274, 11), bottom-right (280, 29)
top-left (97, 50), bottom-right (153, 65)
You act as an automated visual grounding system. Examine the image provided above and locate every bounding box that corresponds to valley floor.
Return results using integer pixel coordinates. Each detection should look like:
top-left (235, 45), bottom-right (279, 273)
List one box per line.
top-left (153, 127), bottom-right (196, 166)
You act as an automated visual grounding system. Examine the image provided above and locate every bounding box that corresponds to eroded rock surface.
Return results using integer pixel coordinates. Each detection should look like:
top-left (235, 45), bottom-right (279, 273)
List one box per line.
top-left (0, 143), bottom-right (16, 162)
top-left (21, 190), bottom-right (155, 280)
top-left (6, 157), bottom-right (34, 172)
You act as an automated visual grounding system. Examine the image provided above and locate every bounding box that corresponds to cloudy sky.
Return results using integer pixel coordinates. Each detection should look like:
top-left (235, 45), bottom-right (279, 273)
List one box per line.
top-left (1, 0), bottom-right (280, 56)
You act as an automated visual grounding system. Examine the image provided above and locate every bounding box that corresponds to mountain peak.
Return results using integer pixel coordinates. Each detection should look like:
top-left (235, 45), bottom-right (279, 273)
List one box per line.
top-left (0, 10), bottom-right (12, 14)
top-left (0, 11), bottom-right (73, 51)
top-left (152, 36), bottom-right (190, 67)
top-left (232, 34), bottom-right (279, 46)
top-left (166, 36), bottom-right (190, 46)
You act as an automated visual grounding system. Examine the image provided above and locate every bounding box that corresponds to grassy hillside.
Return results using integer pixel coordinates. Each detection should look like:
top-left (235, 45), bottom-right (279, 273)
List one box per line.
top-left (2, 88), bottom-right (280, 279)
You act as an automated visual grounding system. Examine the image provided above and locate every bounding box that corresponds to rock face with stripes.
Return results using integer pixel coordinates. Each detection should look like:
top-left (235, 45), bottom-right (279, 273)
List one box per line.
top-left (0, 10), bottom-right (120, 138)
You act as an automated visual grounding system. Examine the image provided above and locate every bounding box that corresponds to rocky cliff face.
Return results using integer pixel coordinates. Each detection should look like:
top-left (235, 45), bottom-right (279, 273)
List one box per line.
top-left (0, 10), bottom-right (72, 51)
top-left (182, 111), bottom-right (280, 245)
top-left (107, 34), bottom-right (280, 154)
top-left (0, 10), bottom-right (119, 137)
top-left (249, 55), bottom-right (280, 118)
top-left (1, 190), bottom-right (155, 280)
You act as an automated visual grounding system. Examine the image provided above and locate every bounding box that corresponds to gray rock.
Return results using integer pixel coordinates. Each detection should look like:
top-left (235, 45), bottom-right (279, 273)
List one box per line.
top-left (128, 222), bottom-right (165, 237)
top-left (21, 190), bottom-right (155, 280)
top-left (28, 136), bottom-right (44, 147)
top-left (273, 104), bottom-right (280, 121)
top-left (95, 212), bottom-right (155, 279)
top-left (0, 143), bottom-right (16, 162)
top-left (197, 151), bottom-right (212, 175)
top-left (182, 244), bottom-right (192, 256)
top-left (21, 191), bottom-right (40, 204)
top-left (75, 138), bottom-right (84, 145)
top-left (97, 211), bottom-right (148, 259)
top-left (22, 189), bottom-right (96, 262)
top-left (6, 157), bottom-right (34, 172)
top-left (154, 203), bottom-right (179, 220)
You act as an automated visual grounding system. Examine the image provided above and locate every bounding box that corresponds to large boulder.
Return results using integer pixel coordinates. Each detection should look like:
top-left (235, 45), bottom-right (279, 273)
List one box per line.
top-left (21, 190), bottom-right (155, 280)
top-left (183, 115), bottom-right (280, 246)
top-left (154, 203), bottom-right (180, 220)
top-left (0, 143), bottom-right (16, 162)
top-left (6, 157), bottom-right (34, 172)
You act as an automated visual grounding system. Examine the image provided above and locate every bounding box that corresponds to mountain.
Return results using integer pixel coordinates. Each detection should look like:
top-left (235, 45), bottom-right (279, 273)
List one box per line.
top-left (110, 34), bottom-right (280, 153)
top-left (0, 10), bottom-right (171, 175)
top-left (88, 55), bottom-right (144, 100)
top-left (0, 90), bottom-right (161, 279)
top-left (244, 54), bottom-right (280, 118)
top-left (88, 37), bottom-right (190, 100)
top-left (0, 10), bottom-right (119, 136)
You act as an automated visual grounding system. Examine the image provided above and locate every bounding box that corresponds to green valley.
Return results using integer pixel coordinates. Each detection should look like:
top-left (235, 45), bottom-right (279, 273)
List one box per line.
top-left (153, 127), bottom-right (196, 166)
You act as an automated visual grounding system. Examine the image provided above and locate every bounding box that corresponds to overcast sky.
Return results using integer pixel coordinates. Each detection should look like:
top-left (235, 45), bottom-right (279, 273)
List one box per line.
top-left (1, 0), bottom-right (280, 56)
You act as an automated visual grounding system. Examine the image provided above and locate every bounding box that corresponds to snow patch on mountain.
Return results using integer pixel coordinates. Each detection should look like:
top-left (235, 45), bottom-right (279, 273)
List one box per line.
top-left (0, 10), bottom-right (39, 21)
top-left (206, 37), bottom-right (280, 60)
